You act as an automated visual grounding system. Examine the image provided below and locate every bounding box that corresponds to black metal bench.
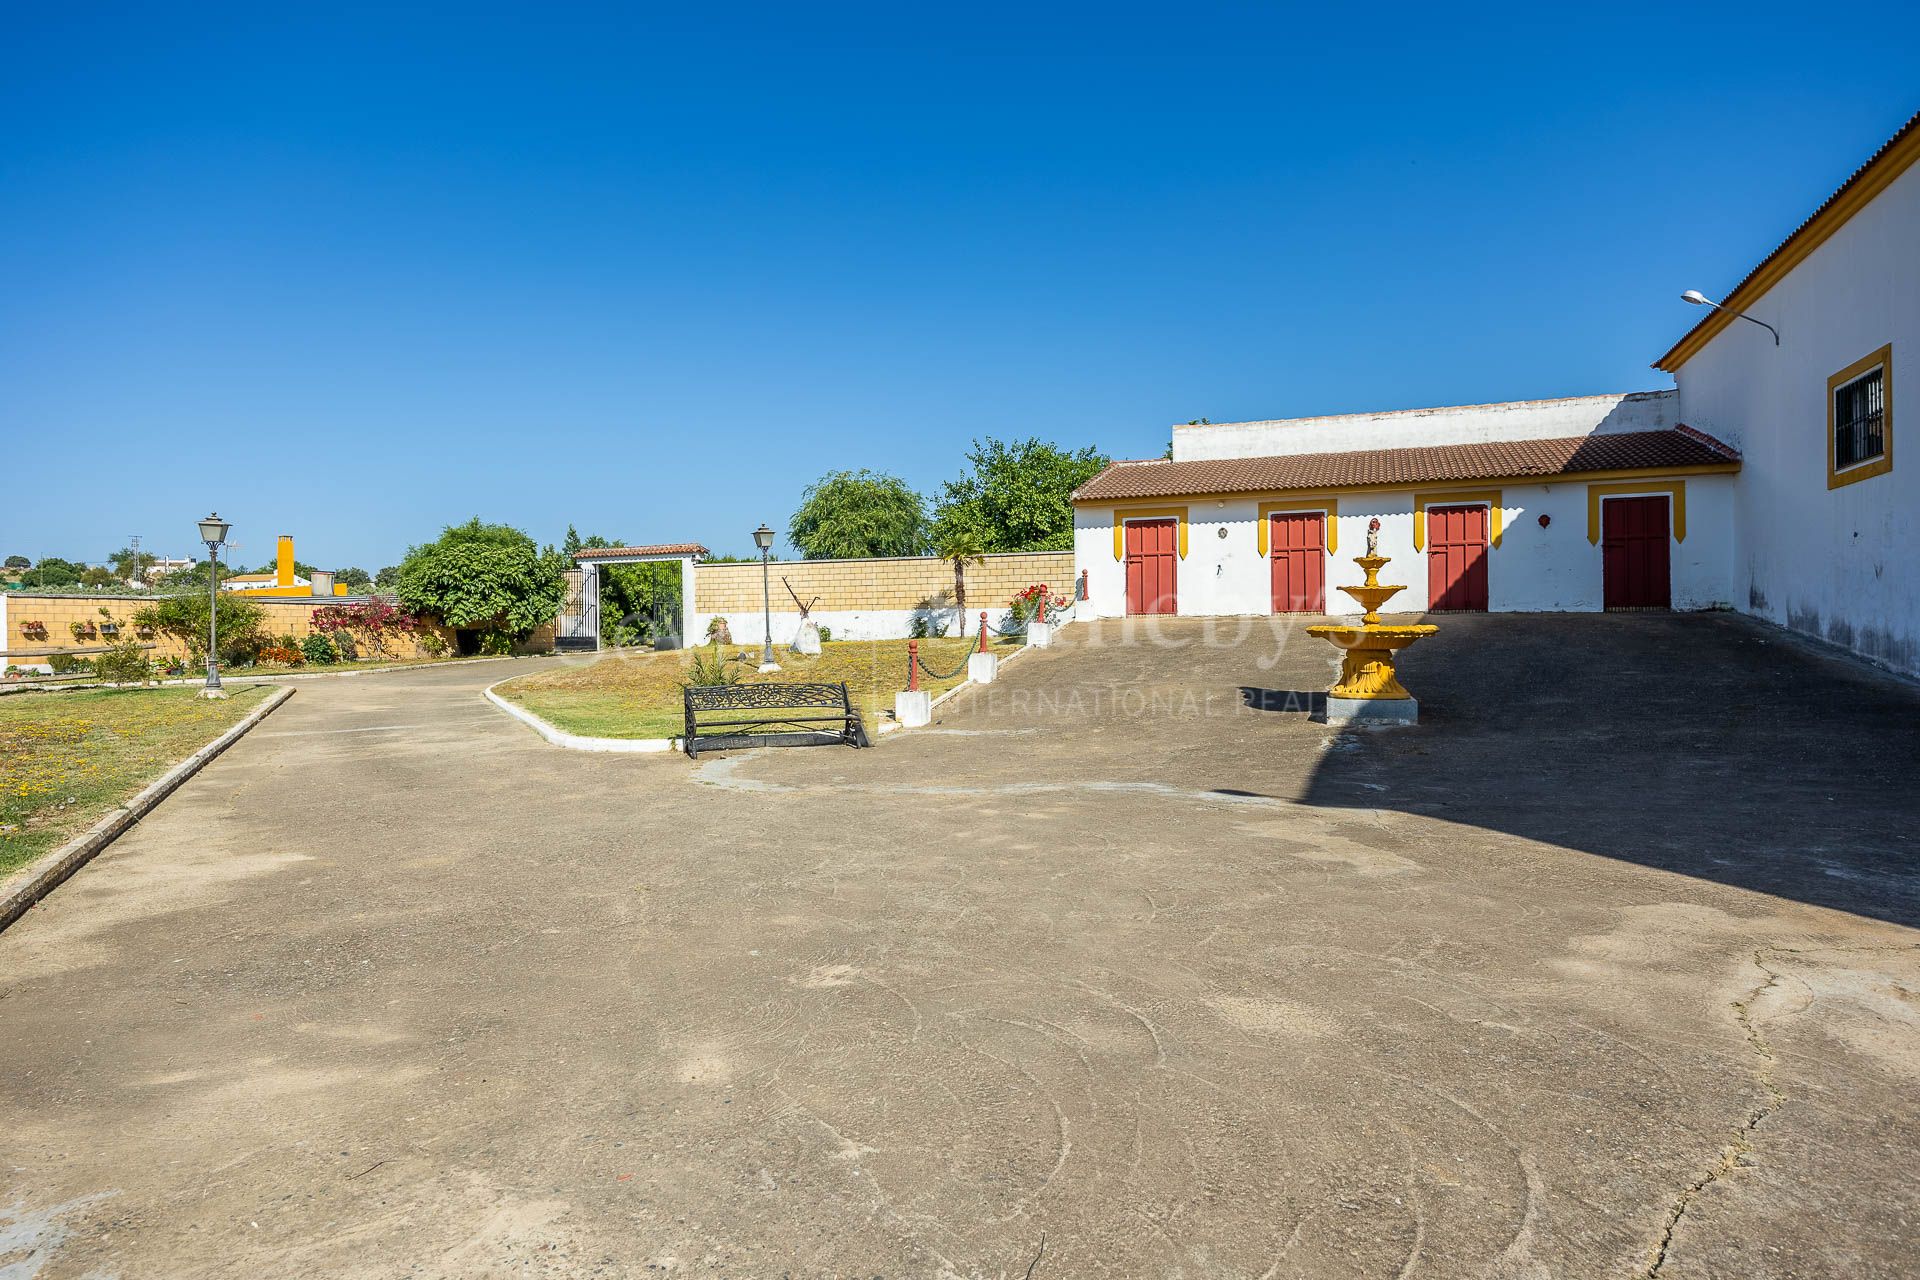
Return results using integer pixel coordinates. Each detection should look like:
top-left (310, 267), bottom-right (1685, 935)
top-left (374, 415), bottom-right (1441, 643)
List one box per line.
top-left (682, 681), bottom-right (871, 758)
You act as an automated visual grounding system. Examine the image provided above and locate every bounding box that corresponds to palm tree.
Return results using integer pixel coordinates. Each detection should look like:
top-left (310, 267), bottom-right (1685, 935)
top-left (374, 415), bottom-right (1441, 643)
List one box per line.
top-left (935, 529), bottom-right (986, 640)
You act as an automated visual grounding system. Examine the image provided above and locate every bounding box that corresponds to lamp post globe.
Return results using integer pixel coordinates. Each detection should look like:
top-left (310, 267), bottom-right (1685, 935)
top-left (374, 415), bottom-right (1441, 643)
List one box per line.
top-left (752, 524), bottom-right (778, 668)
top-left (198, 512), bottom-right (231, 699)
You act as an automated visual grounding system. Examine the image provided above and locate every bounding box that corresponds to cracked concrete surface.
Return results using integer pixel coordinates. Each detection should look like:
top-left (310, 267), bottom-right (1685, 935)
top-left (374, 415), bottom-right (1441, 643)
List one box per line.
top-left (1, 614), bottom-right (1917, 1277)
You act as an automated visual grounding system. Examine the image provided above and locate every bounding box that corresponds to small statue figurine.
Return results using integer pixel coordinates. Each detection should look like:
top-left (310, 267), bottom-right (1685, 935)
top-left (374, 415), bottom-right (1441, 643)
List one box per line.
top-left (1366, 516), bottom-right (1381, 557)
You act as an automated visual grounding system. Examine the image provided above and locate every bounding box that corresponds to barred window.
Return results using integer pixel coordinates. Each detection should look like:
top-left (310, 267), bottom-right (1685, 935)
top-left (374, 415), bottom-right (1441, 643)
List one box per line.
top-left (1834, 365), bottom-right (1885, 471)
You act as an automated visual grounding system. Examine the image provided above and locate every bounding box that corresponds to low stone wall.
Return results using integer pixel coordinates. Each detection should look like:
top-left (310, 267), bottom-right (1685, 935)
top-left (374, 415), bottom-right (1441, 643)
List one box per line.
top-left (0, 592), bottom-right (456, 668)
top-left (692, 551), bottom-right (1075, 644)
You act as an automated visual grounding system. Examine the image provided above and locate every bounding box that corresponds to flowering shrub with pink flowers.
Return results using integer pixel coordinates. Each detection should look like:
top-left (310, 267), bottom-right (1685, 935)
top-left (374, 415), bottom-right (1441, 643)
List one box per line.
top-left (311, 599), bottom-right (423, 659)
top-left (1008, 583), bottom-right (1070, 625)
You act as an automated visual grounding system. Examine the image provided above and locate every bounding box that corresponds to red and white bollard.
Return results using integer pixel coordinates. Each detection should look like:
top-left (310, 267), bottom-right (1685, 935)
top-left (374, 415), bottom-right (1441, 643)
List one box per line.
top-left (895, 639), bottom-right (932, 727)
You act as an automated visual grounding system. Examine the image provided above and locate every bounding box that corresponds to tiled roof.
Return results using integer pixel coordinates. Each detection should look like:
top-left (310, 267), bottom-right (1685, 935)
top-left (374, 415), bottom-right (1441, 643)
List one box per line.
top-left (572, 543), bottom-right (710, 560)
top-left (1073, 428), bottom-right (1740, 503)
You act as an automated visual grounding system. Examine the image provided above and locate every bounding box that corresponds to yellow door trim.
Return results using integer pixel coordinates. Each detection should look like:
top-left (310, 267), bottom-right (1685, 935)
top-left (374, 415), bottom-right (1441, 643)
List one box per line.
top-left (1112, 506), bottom-right (1189, 561)
top-left (1413, 490), bottom-right (1503, 551)
top-left (1257, 499), bottom-right (1339, 556)
top-left (1587, 480), bottom-right (1687, 544)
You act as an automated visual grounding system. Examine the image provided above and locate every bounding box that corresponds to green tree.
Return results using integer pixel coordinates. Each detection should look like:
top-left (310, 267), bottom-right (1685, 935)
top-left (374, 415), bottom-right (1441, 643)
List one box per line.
top-left (19, 558), bottom-right (82, 588)
top-left (78, 565), bottom-right (117, 589)
top-left (934, 527), bottom-right (986, 635)
top-left (337, 567), bottom-right (373, 591)
top-left (374, 564), bottom-right (400, 589)
top-left (5, 555), bottom-right (30, 570)
top-left (132, 591), bottom-right (266, 662)
top-left (787, 469), bottom-right (927, 560)
top-left (930, 437), bottom-right (1109, 552)
top-left (109, 545), bottom-right (157, 583)
top-left (394, 518), bottom-right (566, 646)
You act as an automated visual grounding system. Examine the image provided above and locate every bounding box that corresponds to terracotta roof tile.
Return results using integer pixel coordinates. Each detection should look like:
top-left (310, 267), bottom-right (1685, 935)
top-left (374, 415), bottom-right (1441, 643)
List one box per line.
top-left (573, 543), bottom-right (710, 560)
top-left (1073, 429), bottom-right (1739, 503)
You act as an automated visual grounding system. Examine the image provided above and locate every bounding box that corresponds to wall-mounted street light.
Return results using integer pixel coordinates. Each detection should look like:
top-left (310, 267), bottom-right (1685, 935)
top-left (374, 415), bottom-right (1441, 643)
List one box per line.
top-left (197, 512), bottom-right (231, 699)
top-left (752, 522), bottom-right (777, 670)
top-left (1682, 289), bottom-right (1779, 345)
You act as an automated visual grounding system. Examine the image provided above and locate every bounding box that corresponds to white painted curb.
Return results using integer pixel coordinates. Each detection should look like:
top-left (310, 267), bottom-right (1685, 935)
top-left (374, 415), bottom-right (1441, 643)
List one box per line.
top-left (483, 681), bottom-right (678, 753)
top-left (0, 685), bottom-right (296, 933)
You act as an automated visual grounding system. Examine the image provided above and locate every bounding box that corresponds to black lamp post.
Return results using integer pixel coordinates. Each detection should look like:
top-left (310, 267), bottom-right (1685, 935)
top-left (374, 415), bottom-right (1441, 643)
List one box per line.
top-left (752, 523), bottom-right (776, 668)
top-left (197, 512), bottom-right (231, 698)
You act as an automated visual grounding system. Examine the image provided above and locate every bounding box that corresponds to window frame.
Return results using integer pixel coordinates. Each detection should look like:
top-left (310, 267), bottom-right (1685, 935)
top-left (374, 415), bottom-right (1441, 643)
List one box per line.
top-left (1827, 343), bottom-right (1893, 489)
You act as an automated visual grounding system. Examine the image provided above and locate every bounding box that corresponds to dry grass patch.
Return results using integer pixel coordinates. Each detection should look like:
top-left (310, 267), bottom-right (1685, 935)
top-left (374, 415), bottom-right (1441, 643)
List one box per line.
top-left (0, 685), bottom-right (273, 877)
top-left (495, 637), bottom-right (1016, 740)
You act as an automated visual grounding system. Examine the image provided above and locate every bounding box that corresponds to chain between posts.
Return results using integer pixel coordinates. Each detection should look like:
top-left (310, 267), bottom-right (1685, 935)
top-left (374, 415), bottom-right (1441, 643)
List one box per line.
top-left (907, 587), bottom-right (1083, 690)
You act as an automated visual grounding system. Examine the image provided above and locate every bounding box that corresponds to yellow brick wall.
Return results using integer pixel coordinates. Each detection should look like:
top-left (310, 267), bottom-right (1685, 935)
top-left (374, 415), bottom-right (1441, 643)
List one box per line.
top-left (3, 594), bottom-right (450, 663)
top-left (692, 551), bottom-right (1077, 613)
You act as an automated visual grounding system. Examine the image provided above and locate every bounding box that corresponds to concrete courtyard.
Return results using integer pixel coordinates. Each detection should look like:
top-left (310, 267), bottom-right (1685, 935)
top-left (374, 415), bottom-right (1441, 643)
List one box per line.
top-left (2, 614), bottom-right (1917, 1278)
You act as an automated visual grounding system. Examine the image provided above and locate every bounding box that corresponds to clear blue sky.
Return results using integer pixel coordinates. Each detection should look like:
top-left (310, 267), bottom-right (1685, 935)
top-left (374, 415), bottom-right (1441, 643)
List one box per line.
top-left (5, 3), bottom-right (1917, 569)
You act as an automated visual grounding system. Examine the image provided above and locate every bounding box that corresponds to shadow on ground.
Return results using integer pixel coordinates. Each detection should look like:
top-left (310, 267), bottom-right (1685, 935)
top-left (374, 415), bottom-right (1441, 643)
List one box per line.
top-left (1267, 613), bottom-right (1920, 928)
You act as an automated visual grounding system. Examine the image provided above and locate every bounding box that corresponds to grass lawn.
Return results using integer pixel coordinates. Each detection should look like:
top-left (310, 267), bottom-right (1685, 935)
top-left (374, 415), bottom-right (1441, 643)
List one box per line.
top-left (0, 685), bottom-right (273, 878)
top-left (496, 636), bottom-right (1020, 739)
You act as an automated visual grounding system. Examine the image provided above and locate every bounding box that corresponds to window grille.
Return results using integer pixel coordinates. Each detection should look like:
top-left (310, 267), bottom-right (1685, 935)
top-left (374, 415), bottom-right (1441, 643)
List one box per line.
top-left (1834, 365), bottom-right (1885, 471)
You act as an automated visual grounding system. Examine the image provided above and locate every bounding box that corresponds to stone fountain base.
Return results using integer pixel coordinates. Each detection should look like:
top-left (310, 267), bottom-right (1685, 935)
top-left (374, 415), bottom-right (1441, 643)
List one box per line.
top-left (1321, 694), bottom-right (1419, 726)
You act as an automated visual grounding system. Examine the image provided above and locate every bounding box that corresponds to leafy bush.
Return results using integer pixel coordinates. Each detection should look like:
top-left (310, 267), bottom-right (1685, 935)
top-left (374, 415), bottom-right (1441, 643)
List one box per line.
top-left (301, 633), bottom-right (339, 665)
top-left (133, 591), bottom-right (265, 661)
top-left (94, 639), bottom-right (153, 685)
top-left (257, 643), bottom-right (304, 666)
top-left (48, 654), bottom-right (94, 674)
top-left (417, 630), bottom-right (449, 659)
top-left (683, 645), bottom-right (741, 687)
top-left (394, 518), bottom-right (565, 643)
top-left (816, 625), bottom-right (832, 642)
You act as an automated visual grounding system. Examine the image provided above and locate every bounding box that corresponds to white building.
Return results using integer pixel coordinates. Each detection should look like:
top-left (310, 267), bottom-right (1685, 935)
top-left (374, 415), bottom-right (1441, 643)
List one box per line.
top-left (1073, 109), bottom-right (1917, 676)
top-left (1655, 112), bottom-right (1918, 676)
top-left (1075, 392), bottom-right (1741, 619)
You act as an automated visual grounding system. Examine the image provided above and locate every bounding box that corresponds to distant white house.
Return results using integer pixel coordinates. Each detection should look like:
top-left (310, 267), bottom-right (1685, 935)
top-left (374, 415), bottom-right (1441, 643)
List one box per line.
top-left (1073, 109), bottom-right (1918, 676)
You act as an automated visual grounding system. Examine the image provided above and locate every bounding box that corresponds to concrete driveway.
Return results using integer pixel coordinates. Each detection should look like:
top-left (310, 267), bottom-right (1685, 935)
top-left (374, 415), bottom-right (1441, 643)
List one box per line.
top-left (2, 616), bottom-right (1917, 1278)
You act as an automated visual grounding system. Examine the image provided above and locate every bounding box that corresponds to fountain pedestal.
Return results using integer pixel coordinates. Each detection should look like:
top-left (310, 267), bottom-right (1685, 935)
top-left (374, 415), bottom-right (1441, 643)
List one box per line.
top-left (1305, 550), bottom-right (1438, 726)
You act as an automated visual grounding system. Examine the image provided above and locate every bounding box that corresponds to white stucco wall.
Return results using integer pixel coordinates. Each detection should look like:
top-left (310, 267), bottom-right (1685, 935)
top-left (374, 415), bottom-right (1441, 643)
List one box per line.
top-left (1075, 476), bottom-right (1736, 618)
top-left (1672, 163), bottom-right (1920, 675)
top-left (691, 603), bottom-right (1049, 646)
top-left (1172, 391), bottom-right (1677, 461)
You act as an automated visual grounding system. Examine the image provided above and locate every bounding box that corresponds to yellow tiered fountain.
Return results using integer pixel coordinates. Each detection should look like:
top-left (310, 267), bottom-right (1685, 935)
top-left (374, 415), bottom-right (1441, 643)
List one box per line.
top-left (1305, 518), bottom-right (1437, 725)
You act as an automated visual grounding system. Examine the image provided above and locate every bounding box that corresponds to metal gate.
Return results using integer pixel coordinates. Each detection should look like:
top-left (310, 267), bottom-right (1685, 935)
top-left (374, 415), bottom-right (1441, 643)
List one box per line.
top-left (555, 566), bottom-right (601, 652)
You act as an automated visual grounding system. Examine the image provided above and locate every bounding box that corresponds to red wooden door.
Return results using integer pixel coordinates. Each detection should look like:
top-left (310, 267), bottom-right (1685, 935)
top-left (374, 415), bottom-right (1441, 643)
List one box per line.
top-left (1602, 496), bottom-right (1671, 609)
top-left (1426, 504), bottom-right (1489, 611)
top-left (1269, 511), bottom-right (1326, 612)
top-left (1124, 519), bottom-right (1178, 615)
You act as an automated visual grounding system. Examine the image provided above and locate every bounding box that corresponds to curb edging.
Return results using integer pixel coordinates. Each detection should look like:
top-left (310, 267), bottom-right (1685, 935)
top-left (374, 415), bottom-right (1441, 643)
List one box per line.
top-left (482, 682), bottom-right (678, 753)
top-left (0, 685), bottom-right (296, 934)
